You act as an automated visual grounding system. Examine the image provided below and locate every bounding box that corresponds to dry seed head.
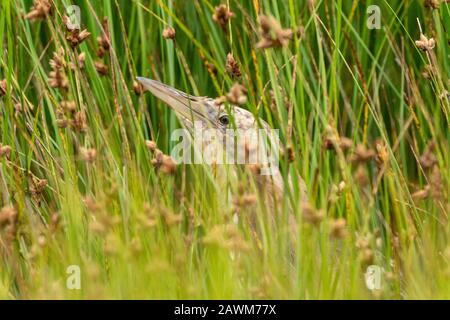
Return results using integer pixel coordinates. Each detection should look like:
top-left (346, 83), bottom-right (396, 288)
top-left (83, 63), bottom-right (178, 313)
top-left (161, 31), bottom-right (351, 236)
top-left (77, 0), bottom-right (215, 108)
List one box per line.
top-left (256, 15), bottom-right (302, 49)
top-left (162, 27), bottom-right (176, 40)
top-left (245, 163), bottom-right (261, 175)
top-left (25, 0), bottom-right (52, 21)
top-left (419, 141), bottom-right (437, 169)
top-left (66, 29), bottom-right (91, 47)
top-left (29, 176), bottom-right (48, 197)
top-left (0, 145), bottom-right (12, 158)
top-left (233, 193), bottom-right (258, 209)
top-left (151, 149), bottom-right (177, 174)
top-left (225, 53), bottom-right (241, 79)
top-left (162, 209), bottom-right (182, 226)
top-left (421, 64), bottom-right (435, 79)
top-left (374, 139), bottom-right (389, 169)
top-left (49, 48), bottom-right (66, 70)
top-left (0, 79), bottom-right (7, 97)
top-left (72, 111), bottom-right (87, 132)
top-left (429, 165), bottom-right (443, 200)
top-left (287, 145), bottom-right (295, 162)
top-left (56, 118), bottom-right (69, 128)
top-left (338, 181), bottom-right (346, 193)
top-left (97, 18), bottom-right (111, 58)
top-left (226, 83), bottom-right (248, 105)
top-left (425, 0), bottom-right (441, 9)
top-left (49, 70), bottom-right (69, 89)
top-left (329, 218), bottom-right (347, 239)
top-left (133, 81), bottom-right (144, 96)
top-left (79, 147), bottom-right (97, 163)
top-left (214, 96), bottom-right (227, 105)
top-left (84, 196), bottom-right (102, 213)
top-left (97, 35), bottom-right (110, 51)
top-left (49, 48), bottom-right (69, 89)
top-left (94, 61), bottom-right (108, 76)
top-left (203, 224), bottom-right (249, 252)
top-left (354, 164), bottom-right (369, 188)
top-left (415, 34), bottom-right (436, 51)
top-left (37, 234), bottom-right (46, 247)
top-left (360, 248), bottom-right (375, 267)
top-left (356, 236), bottom-right (370, 250)
top-left (0, 206), bottom-right (17, 227)
top-left (160, 155), bottom-right (177, 174)
top-left (212, 4), bottom-right (235, 29)
top-left (307, 0), bottom-right (316, 9)
top-left (145, 140), bottom-right (157, 151)
top-left (376, 237), bottom-right (383, 249)
top-left (60, 100), bottom-right (76, 112)
top-left (77, 52), bottom-right (86, 69)
top-left (301, 202), bottom-right (324, 226)
top-left (206, 62), bottom-right (218, 76)
top-left (50, 212), bottom-right (60, 231)
top-left (439, 90), bottom-right (449, 102)
top-left (14, 102), bottom-right (22, 116)
top-left (350, 144), bottom-right (376, 164)
top-left (324, 135), bottom-right (353, 152)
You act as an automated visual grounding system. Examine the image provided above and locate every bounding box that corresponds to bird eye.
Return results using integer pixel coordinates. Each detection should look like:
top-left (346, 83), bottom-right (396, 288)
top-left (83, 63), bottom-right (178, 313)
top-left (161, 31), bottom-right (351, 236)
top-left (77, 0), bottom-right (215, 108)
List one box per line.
top-left (219, 115), bottom-right (229, 126)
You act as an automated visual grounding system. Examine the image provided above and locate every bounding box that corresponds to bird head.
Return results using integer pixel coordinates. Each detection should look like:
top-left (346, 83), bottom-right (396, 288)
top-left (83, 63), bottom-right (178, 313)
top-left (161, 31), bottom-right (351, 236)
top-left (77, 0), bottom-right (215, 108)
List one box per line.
top-left (136, 77), bottom-right (264, 134)
top-left (137, 77), bottom-right (307, 199)
top-left (137, 77), bottom-right (284, 183)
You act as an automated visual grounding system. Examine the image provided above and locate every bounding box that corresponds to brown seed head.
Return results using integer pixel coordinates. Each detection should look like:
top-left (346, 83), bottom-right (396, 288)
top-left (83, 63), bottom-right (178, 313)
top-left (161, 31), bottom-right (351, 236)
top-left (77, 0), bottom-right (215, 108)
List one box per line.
top-left (374, 139), bottom-right (389, 169)
top-left (94, 61), bottom-right (108, 75)
top-left (429, 165), bottom-right (443, 201)
top-left (350, 144), bottom-right (376, 164)
top-left (96, 18), bottom-right (111, 57)
top-left (0, 145), bottom-right (12, 158)
top-left (225, 53), bottom-right (241, 79)
top-left (160, 155), bottom-right (177, 174)
top-left (412, 185), bottom-right (430, 201)
top-left (424, 0), bottom-right (441, 9)
top-left (225, 83), bottom-right (247, 105)
top-left (79, 147), bottom-right (97, 163)
top-left (77, 52), bottom-right (86, 69)
top-left (72, 111), bottom-right (87, 132)
top-left (415, 34), bottom-right (436, 51)
top-left (145, 140), bottom-right (157, 151)
top-left (301, 202), bottom-right (324, 226)
top-left (0, 206), bottom-right (17, 227)
top-left (25, 0), bottom-right (52, 21)
top-left (29, 176), bottom-right (48, 197)
top-left (419, 141), bottom-right (437, 169)
top-left (324, 135), bottom-right (353, 152)
top-left (60, 100), bottom-right (76, 112)
top-left (66, 29), bottom-right (91, 47)
top-left (162, 27), bottom-right (176, 40)
top-left (354, 164), bottom-right (370, 187)
top-left (212, 4), bottom-right (235, 29)
top-left (256, 15), bottom-right (301, 49)
top-left (133, 81), bottom-right (144, 96)
top-left (49, 48), bottom-right (69, 89)
top-left (330, 218), bottom-right (347, 239)
top-left (0, 79), bottom-right (7, 97)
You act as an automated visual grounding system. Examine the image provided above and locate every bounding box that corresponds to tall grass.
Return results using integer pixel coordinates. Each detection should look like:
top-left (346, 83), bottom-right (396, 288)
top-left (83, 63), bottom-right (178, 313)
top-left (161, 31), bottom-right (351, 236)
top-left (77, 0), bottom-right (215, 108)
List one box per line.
top-left (0, 0), bottom-right (448, 299)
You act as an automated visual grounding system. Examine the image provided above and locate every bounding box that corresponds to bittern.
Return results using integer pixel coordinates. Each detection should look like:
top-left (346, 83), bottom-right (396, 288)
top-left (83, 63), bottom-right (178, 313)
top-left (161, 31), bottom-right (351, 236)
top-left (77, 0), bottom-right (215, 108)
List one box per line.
top-left (137, 77), bottom-right (307, 205)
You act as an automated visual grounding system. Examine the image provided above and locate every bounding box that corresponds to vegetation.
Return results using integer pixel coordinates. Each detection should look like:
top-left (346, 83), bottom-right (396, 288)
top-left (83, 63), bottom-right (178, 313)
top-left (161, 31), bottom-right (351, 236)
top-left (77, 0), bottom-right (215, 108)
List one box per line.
top-left (0, 0), bottom-right (448, 299)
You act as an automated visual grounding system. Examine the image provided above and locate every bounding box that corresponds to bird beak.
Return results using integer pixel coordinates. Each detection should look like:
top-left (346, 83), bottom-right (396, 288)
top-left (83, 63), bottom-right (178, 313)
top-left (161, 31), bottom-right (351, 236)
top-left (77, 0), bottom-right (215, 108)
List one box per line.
top-left (137, 77), bottom-right (213, 126)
